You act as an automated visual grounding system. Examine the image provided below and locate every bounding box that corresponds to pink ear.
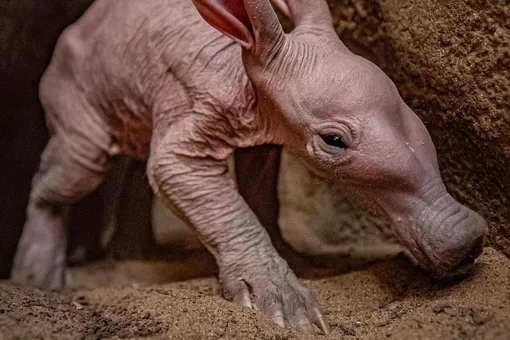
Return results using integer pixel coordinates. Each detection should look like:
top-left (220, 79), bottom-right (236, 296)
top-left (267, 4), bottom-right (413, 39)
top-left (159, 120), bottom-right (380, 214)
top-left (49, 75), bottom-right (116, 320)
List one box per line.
top-left (192, 0), bottom-right (254, 49)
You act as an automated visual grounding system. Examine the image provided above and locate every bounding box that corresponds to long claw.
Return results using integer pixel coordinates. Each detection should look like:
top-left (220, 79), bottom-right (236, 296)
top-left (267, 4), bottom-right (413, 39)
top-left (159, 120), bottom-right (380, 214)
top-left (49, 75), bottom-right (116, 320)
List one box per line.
top-left (296, 319), bottom-right (315, 334)
top-left (233, 289), bottom-right (252, 308)
top-left (312, 308), bottom-right (331, 335)
top-left (291, 309), bottom-right (315, 334)
top-left (268, 303), bottom-right (285, 328)
top-left (220, 255), bottom-right (327, 335)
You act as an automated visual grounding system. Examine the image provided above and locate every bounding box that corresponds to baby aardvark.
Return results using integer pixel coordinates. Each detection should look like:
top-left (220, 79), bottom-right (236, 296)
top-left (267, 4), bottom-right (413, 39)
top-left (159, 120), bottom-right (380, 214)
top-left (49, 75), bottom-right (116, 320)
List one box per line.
top-left (12, 0), bottom-right (487, 334)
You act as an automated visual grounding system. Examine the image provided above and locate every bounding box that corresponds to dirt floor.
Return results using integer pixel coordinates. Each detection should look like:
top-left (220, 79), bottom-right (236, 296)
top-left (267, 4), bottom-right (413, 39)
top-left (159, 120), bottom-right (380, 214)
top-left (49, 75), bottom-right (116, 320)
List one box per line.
top-left (0, 247), bottom-right (509, 340)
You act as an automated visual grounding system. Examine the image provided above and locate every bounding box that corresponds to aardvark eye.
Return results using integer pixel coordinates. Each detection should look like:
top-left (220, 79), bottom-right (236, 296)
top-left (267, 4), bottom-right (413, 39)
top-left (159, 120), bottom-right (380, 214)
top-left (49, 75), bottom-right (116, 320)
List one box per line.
top-left (322, 135), bottom-right (346, 149)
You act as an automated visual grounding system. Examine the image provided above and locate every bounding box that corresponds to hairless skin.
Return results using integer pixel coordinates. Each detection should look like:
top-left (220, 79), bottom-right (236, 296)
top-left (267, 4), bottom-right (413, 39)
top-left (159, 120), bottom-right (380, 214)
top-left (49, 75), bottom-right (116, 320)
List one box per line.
top-left (12, 0), bottom-right (487, 334)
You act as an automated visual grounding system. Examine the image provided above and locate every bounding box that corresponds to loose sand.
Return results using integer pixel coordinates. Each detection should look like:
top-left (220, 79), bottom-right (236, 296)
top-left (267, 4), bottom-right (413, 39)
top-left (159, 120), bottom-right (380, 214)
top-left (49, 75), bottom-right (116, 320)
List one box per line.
top-left (1, 247), bottom-right (509, 340)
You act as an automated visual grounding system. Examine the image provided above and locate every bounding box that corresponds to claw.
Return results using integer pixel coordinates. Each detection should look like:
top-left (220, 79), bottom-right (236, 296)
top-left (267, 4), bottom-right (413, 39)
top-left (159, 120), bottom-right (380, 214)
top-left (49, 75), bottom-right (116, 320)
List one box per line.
top-left (219, 255), bottom-right (328, 335)
top-left (233, 288), bottom-right (252, 308)
top-left (291, 309), bottom-right (315, 334)
top-left (296, 319), bottom-right (315, 334)
top-left (297, 320), bottom-right (315, 334)
top-left (268, 303), bottom-right (285, 328)
top-left (312, 308), bottom-right (331, 335)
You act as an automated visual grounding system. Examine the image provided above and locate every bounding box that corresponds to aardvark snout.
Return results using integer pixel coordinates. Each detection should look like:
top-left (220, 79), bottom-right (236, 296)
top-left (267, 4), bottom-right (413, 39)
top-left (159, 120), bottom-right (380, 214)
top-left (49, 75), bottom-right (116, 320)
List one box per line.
top-left (441, 208), bottom-right (486, 276)
top-left (413, 199), bottom-right (488, 278)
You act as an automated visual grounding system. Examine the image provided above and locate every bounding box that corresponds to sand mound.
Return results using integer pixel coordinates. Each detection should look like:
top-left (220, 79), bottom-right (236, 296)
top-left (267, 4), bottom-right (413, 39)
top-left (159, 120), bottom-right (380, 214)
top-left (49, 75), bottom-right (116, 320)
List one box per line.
top-left (1, 247), bottom-right (509, 339)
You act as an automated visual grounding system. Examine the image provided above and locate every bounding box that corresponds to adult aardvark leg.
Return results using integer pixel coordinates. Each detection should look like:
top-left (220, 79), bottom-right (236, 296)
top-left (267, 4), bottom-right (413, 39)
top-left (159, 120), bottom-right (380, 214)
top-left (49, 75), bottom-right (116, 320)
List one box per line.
top-left (147, 117), bottom-right (330, 334)
top-left (11, 130), bottom-right (109, 289)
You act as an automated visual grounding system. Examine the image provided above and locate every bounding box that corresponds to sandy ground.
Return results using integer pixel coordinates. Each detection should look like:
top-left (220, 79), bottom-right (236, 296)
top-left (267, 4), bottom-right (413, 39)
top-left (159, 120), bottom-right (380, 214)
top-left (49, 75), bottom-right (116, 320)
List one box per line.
top-left (0, 247), bottom-right (509, 340)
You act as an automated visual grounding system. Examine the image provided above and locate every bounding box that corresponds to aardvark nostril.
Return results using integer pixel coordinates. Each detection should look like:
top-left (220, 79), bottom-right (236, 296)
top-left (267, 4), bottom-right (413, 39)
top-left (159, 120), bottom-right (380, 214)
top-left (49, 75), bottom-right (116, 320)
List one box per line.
top-left (454, 234), bottom-right (485, 270)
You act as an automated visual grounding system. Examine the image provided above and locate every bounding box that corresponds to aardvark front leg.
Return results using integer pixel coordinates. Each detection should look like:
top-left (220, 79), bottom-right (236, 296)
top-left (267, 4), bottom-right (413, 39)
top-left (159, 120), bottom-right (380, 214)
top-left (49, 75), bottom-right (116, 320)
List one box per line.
top-left (147, 122), bottom-right (329, 334)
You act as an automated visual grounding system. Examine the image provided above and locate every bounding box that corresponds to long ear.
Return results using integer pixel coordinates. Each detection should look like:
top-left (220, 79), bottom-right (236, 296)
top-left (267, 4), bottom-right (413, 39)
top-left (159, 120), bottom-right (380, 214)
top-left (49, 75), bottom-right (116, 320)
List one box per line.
top-left (271, 0), bottom-right (333, 33)
top-left (192, 0), bottom-right (285, 53)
